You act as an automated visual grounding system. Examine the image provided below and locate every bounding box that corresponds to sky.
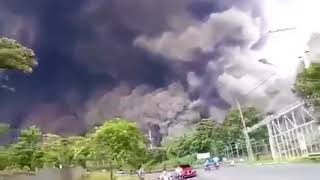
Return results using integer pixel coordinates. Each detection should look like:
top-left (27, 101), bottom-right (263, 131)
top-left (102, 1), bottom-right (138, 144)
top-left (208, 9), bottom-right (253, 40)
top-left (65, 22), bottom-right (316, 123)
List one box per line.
top-left (262, 0), bottom-right (320, 78)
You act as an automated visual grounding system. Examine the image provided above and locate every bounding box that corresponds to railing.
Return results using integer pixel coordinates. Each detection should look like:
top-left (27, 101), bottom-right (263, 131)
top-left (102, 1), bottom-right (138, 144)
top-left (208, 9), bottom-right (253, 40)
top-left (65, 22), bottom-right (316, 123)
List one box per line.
top-left (247, 101), bottom-right (305, 133)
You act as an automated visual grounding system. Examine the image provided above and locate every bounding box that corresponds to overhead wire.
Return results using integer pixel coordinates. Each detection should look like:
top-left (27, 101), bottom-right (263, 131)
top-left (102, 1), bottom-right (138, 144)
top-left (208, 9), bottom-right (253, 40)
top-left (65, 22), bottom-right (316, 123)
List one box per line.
top-left (242, 72), bottom-right (277, 98)
top-left (238, 27), bottom-right (297, 99)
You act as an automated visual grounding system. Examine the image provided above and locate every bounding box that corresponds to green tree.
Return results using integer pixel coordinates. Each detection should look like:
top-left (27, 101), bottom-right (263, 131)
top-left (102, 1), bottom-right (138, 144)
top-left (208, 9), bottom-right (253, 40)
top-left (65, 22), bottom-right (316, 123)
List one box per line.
top-left (196, 118), bottom-right (220, 138)
top-left (93, 119), bottom-right (147, 168)
top-left (167, 119), bottom-right (220, 157)
top-left (0, 123), bottom-right (9, 136)
top-left (167, 134), bottom-right (192, 157)
top-left (221, 107), bottom-right (267, 143)
top-left (70, 136), bottom-right (91, 168)
top-left (146, 147), bottom-right (168, 165)
top-left (0, 145), bottom-right (11, 170)
top-left (87, 135), bottom-right (112, 166)
top-left (0, 38), bottom-right (37, 73)
top-left (39, 134), bottom-right (62, 168)
top-left (9, 126), bottom-right (42, 170)
top-left (295, 63), bottom-right (320, 109)
top-left (40, 134), bottom-right (90, 168)
top-left (167, 109), bottom-right (266, 158)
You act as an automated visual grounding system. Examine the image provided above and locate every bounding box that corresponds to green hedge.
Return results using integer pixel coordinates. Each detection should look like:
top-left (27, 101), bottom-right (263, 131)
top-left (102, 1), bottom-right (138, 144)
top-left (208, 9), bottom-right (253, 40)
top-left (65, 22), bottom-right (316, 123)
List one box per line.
top-left (81, 172), bottom-right (139, 180)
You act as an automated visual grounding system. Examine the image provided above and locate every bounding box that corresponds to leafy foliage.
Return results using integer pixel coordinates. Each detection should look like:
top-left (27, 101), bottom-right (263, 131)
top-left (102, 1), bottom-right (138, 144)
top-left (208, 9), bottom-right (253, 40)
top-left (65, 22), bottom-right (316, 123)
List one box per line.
top-left (0, 123), bottom-right (9, 136)
top-left (40, 135), bottom-right (87, 168)
top-left (167, 134), bottom-right (205, 157)
top-left (295, 63), bottom-right (320, 107)
top-left (166, 107), bottom-right (266, 158)
top-left (221, 107), bottom-right (267, 143)
top-left (167, 119), bottom-right (220, 157)
top-left (0, 145), bottom-right (11, 170)
top-left (146, 148), bottom-right (167, 163)
top-left (0, 111), bottom-right (266, 172)
top-left (8, 126), bottom-right (42, 170)
top-left (0, 38), bottom-right (37, 73)
top-left (0, 119), bottom-right (147, 171)
top-left (93, 119), bottom-right (147, 168)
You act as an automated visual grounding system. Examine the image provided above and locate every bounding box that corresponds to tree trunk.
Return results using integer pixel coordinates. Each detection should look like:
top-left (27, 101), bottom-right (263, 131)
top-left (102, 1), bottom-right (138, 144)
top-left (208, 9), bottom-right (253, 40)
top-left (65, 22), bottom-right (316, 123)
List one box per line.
top-left (110, 161), bottom-right (114, 180)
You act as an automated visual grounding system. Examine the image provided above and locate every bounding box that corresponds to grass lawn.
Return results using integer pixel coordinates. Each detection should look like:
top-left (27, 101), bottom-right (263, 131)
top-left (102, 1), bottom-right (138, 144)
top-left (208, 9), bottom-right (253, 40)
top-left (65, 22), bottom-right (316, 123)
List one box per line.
top-left (248, 156), bottom-right (320, 165)
top-left (289, 157), bottom-right (320, 164)
top-left (83, 172), bottom-right (140, 180)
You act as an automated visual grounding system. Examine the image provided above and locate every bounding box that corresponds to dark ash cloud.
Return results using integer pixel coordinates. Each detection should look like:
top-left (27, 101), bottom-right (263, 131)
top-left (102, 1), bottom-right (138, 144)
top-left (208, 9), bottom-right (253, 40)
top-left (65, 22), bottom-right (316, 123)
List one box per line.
top-left (0, 0), bottom-right (282, 143)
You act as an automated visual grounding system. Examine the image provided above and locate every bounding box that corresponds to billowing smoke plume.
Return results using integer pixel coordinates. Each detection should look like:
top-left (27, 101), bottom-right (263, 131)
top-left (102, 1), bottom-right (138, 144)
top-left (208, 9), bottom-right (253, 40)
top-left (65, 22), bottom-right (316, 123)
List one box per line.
top-left (135, 4), bottom-right (296, 114)
top-left (0, 0), bottom-right (297, 143)
top-left (85, 83), bottom-right (200, 142)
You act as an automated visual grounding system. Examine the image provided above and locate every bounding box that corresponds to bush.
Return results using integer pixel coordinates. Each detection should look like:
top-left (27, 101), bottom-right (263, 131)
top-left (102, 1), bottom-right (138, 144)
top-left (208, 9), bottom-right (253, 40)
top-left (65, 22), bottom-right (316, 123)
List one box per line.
top-left (0, 156), bottom-right (9, 170)
top-left (173, 155), bottom-right (197, 165)
top-left (146, 148), bottom-right (168, 163)
top-left (82, 172), bottom-right (140, 180)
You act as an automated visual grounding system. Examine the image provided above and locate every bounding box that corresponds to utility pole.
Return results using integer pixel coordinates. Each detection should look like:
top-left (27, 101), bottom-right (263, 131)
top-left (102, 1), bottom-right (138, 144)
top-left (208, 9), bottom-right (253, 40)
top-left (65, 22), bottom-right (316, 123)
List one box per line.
top-left (230, 28), bottom-right (296, 161)
top-left (236, 98), bottom-right (254, 161)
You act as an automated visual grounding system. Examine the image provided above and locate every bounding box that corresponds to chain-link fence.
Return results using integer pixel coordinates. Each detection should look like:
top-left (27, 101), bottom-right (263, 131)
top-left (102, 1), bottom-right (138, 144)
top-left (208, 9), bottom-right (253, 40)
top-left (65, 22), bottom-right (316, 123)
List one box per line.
top-left (222, 139), bottom-right (273, 162)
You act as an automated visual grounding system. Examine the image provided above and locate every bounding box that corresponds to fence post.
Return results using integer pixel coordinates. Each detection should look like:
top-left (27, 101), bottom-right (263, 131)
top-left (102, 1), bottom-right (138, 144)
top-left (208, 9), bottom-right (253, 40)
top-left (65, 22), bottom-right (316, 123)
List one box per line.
top-left (236, 143), bottom-right (240, 159)
top-left (267, 123), bottom-right (277, 160)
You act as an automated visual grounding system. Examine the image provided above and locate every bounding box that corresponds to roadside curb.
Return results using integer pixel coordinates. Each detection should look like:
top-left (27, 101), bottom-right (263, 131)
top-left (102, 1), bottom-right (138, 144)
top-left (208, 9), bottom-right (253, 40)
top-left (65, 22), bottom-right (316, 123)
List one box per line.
top-left (253, 161), bottom-right (288, 166)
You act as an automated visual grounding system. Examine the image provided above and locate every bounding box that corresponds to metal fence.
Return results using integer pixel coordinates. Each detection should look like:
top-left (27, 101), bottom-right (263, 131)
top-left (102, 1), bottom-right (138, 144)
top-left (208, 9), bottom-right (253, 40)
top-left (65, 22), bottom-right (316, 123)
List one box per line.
top-left (223, 139), bottom-right (272, 162)
top-left (223, 101), bottom-right (320, 162)
top-left (267, 108), bottom-right (320, 160)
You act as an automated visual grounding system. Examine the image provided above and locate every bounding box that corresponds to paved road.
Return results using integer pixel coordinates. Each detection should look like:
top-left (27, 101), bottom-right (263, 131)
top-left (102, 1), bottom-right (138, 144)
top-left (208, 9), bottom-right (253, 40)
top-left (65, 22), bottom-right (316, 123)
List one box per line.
top-left (146, 163), bottom-right (320, 180)
top-left (198, 163), bottom-right (320, 180)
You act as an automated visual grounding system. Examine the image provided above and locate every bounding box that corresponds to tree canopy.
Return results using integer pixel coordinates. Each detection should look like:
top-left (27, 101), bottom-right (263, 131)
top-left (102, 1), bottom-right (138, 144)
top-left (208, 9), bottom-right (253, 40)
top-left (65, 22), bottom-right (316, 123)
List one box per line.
top-left (221, 107), bottom-right (267, 142)
top-left (166, 107), bottom-right (266, 158)
top-left (0, 123), bottom-right (9, 136)
top-left (8, 126), bottom-right (42, 170)
top-left (0, 38), bottom-right (37, 73)
top-left (167, 118), bottom-right (222, 157)
top-left (0, 113), bottom-right (267, 172)
top-left (295, 63), bottom-right (320, 107)
top-left (93, 119), bottom-right (147, 167)
top-left (0, 119), bottom-right (148, 171)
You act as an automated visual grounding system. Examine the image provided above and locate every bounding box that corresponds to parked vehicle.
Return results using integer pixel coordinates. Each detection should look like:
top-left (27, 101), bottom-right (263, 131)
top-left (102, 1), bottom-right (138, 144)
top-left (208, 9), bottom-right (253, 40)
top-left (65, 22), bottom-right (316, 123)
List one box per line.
top-left (117, 169), bottom-right (124, 174)
top-left (204, 157), bottom-right (221, 171)
top-left (214, 162), bottom-right (220, 170)
top-left (158, 170), bottom-right (174, 180)
top-left (205, 162), bottom-right (220, 171)
top-left (175, 164), bottom-right (197, 179)
top-left (204, 163), bottom-right (215, 171)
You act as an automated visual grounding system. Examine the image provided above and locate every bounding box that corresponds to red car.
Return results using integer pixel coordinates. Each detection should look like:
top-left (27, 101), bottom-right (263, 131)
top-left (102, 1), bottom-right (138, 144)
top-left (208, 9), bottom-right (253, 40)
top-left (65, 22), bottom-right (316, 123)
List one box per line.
top-left (175, 164), bottom-right (197, 179)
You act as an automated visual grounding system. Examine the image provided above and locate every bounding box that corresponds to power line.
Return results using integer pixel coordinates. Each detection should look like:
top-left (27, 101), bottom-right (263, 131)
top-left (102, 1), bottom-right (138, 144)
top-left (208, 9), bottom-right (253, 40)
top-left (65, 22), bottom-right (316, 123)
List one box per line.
top-left (243, 72), bottom-right (277, 98)
top-left (240, 27), bottom-right (297, 99)
top-left (268, 27), bottom-right (297, 34)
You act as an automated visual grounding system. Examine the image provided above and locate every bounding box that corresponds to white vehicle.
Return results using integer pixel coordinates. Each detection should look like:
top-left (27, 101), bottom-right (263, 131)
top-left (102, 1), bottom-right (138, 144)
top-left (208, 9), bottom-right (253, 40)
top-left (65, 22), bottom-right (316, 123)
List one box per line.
top-left (158, 171), bottom-right (174, 180)
top-left (175, 166), bottom-right (182, 178)
top-left (117, 169), bottom-right (124, 174)
top-left (230, 160), bottom-right (235, 166)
